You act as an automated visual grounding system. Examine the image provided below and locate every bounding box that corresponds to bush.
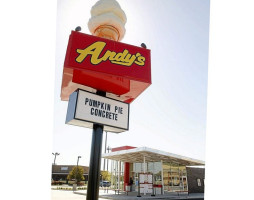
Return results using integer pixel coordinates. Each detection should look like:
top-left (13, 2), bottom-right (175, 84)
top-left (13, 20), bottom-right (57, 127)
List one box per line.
top-left (67, 166), bottom-right (85, 183)
top-left (77, 182), bottom-right (84, 186)
top-left (68, 180), bottom-right (85, 186)
top-left (51, 181), bottom-right (63, 185)
top-left (77, 187), bottom-right (86, 190)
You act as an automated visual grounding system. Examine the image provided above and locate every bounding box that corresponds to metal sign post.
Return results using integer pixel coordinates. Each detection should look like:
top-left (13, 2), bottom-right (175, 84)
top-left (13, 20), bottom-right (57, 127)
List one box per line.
top-left (62, 2), bottom-right (151, 200)
top-left (86, 90), bottom-right (105, 200)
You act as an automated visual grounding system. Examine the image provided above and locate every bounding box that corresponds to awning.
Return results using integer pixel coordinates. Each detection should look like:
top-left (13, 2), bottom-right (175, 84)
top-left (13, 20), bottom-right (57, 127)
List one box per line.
top-left (102, 147), bottom-right (204, 166)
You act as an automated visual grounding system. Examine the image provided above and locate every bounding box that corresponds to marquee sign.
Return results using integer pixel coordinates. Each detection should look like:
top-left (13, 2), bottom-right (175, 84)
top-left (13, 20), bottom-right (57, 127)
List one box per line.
top-left (66, 89), bottom-right (129, 133)
top-left (61, 31), bottom-right (151, 103)
top-left (64, 31), bottom-right (150, 82)
top-left (75, 41), bottom-right (146, 67)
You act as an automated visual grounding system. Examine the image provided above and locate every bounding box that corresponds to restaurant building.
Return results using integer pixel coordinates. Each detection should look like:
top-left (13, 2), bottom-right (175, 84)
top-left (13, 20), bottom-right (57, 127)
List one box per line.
top-left (51, 165), bottom-right (89, 182)
top-left (102, 146), bottom-right (205, 194)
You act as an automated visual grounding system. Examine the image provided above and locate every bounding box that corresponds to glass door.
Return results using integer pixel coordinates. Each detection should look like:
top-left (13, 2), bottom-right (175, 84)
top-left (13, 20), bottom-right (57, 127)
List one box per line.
top-left (180, 176), bottom-right (188, 191)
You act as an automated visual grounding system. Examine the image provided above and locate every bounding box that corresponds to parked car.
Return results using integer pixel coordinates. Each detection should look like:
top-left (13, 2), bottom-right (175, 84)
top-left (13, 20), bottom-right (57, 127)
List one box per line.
top-left (100, 181), bottom-right (111, 187)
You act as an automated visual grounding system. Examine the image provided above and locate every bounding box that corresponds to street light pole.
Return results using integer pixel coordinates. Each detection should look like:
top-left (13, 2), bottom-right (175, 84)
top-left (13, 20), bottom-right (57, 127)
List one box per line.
top-left (76, 156), bottom-right (81, 184)
top-left (52, 152), bottom-right (60, 165)
top-left (106, 146), bottom-right (112, 171)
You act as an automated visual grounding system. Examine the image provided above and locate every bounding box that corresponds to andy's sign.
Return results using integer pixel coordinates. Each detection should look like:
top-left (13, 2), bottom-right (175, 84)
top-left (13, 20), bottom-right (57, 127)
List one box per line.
top-left (64, 31), bottom-right (151, 83)
top-left (76, 41), bottom-right (146, 67)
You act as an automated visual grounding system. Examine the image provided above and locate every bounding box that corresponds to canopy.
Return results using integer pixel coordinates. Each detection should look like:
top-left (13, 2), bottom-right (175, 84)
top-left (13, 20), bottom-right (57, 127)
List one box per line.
top-left (102, 147), bottom-right (205, 166)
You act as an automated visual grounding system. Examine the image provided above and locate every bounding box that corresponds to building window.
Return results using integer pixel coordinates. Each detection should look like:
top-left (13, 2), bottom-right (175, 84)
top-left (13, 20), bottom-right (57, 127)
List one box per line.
top-left (61, 167), bottom-right (68, 170)
top-left (197, 178), bottom-right (201, 186)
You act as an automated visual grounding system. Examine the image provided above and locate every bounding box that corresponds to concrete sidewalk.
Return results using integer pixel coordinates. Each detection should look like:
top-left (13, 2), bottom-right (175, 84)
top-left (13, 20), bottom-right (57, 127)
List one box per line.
top-left (51, 185), bottom-right (204, 200)
top-left (74, 189), bottom-right (204, 200)
top-left (51, 189), bottom-right (109, 200)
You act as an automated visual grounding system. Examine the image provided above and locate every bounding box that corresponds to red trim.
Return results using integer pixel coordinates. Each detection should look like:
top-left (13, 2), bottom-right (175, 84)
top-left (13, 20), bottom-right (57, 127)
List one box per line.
top-left (123, 162), bottom-right (130, 191)
top-left (111, 146), bottom-right (136, 152)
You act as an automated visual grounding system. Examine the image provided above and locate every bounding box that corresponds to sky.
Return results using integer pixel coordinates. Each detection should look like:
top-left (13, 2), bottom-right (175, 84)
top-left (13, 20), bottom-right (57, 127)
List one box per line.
top-left (53, 0), bottom-right (210, 167)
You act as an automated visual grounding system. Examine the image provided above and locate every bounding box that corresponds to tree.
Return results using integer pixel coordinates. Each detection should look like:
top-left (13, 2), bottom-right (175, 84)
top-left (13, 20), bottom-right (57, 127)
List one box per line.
top-left (101, 171), bottom-right (111, 182)
top-left (67, 166), bottom-right (84, 183)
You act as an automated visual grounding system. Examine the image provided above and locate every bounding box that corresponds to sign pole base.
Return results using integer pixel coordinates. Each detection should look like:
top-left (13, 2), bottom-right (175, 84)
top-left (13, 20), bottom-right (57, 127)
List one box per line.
top-left (86, 91), bottom-right (105, 200)
top-left (86, 123), bottom-right (104, 200)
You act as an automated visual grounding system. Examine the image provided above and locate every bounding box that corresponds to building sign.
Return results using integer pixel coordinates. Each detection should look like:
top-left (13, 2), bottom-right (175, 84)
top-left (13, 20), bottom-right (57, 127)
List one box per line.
top-left (66, 89), bottom-right (129, 133)
top-left (64, 31), bottom-right (151, 82)
top-left (75, 41), bottom-right (146, 67)
top-left (140, 184), bottom-right (153, 194)
top-left (61, 31), bottom-right (151, 103)
top-left (139, 173), bottom-right (153, 194)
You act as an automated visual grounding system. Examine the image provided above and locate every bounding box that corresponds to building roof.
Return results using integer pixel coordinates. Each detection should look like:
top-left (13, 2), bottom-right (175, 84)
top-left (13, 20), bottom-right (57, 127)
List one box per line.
top-left (52, 165), bottom-right (89, 174)
top-left (102, 147), bottom-right (205, 166)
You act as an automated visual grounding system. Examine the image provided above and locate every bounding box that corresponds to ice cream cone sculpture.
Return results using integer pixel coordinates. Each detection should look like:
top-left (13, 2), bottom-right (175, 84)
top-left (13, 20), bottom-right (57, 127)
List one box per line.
top-left (88, 0), bottom-right (127, 41)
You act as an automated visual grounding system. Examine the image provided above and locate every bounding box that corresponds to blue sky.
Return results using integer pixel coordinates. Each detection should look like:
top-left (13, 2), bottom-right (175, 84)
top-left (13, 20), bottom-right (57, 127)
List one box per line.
top-left (53, 0), bottom-right (210, 167)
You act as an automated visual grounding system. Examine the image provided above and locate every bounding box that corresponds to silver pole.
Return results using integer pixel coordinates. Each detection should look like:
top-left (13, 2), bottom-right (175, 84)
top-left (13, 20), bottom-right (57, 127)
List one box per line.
top-left (103, 131), bottom-right (107, 171)
top-left (118, 160), bottom-right (121, 190)
top-left (161, 160), bottom-right (164, 194)
top-left (52, 152), bottom-right (60, 165)
top-left (76, 156), bottom-right (81, 184)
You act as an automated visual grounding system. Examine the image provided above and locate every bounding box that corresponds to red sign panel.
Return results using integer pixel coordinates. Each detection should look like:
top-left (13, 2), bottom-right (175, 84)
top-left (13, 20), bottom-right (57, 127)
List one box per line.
top-left (61, 31), bottom-right (151, 103)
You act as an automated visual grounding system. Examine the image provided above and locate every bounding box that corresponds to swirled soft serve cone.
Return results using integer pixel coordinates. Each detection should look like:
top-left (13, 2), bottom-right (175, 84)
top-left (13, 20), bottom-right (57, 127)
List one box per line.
top-left (88, 0), bottom-right (127, 41)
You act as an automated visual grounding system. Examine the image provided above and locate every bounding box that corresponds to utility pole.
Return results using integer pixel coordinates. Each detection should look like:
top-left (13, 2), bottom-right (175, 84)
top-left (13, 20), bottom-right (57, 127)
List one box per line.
top-left (106, 146), bottom-right (112, 171)
top-left (52, 152), bottom-right (60, 165)
top-left (76, 156), bottom-right (81, 183)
